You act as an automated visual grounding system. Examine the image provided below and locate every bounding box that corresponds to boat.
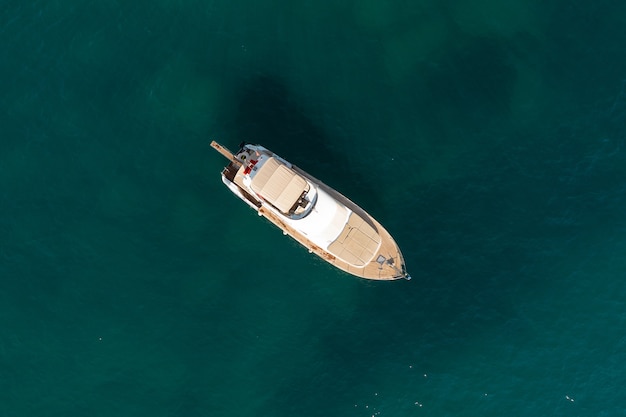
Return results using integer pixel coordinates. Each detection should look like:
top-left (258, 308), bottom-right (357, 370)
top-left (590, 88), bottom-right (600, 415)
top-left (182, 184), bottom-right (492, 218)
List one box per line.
top-left (210, 141), bottom-right (411, 281)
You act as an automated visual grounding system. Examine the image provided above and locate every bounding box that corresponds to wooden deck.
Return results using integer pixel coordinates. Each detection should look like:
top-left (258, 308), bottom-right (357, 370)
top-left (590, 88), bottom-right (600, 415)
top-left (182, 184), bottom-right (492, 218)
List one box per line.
top-left (293, 166), bottom-right (407, 279)
top-left (258, 204), bottom-right (405, 280)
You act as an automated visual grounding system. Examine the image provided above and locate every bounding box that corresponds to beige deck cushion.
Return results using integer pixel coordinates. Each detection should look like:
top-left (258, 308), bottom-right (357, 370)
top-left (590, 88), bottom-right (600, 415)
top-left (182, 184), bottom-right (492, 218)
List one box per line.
top-left (251, 157), bottom-right (308, 213)
top-left (328, 212), bottom-right (381, 266)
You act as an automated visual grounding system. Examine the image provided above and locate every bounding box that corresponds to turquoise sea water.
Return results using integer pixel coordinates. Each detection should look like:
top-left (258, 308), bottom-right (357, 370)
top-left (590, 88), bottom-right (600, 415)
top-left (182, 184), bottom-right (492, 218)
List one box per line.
top-left (2, 1), bottom-right (626, 416)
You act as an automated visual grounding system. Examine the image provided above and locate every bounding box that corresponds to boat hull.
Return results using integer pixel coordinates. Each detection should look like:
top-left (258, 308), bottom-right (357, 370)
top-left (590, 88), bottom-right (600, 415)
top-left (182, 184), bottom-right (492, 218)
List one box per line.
top-left (211, 141), bottom-right (410, 281)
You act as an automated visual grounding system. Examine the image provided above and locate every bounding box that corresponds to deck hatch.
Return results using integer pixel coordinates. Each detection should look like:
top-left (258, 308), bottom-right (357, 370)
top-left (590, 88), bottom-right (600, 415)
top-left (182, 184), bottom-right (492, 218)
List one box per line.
top-left (327, 212), bottom-right (381, 266)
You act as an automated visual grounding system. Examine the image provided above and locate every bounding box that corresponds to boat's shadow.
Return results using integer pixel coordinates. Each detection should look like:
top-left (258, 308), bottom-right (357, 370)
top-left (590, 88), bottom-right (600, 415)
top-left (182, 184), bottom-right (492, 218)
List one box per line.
top-left (227, 74), bottom-right (388, 220)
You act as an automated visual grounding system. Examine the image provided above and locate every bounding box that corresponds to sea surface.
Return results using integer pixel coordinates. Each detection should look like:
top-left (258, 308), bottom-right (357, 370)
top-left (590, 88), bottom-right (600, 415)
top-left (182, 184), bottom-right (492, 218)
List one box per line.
top-left (2, 1), bottom-right (626, 416)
